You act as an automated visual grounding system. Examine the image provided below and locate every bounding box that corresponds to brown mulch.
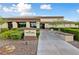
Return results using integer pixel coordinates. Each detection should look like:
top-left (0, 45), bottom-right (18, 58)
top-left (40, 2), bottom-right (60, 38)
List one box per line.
top-left (0, 38), bottom-right (38, 55)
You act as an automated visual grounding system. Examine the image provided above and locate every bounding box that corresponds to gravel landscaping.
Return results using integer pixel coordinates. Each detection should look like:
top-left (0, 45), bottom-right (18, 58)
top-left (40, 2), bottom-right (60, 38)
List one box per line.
top-left (0, 39), bottom-right (38, 55)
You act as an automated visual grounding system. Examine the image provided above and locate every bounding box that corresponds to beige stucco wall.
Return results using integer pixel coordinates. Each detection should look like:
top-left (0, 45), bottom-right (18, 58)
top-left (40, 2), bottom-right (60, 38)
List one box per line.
top-left (12, 22), bottom-right (17, 28)
top-left (70, 24), bottom-right (78, 27)
top-left (36, 22), bottom-right (40, 28)
top-left (54, 24), bottom-right (78, 28)
top-left (64, 24), bottom-right (70, 27)
top-left (40, 18), bottom-right (63, 22)
top-left (56, 24), bottom-right (64, 28)
top-left (46, 23), bottom-right (79, 28)
top-left (1, 23), bottom-right (8, 28)
top-left (45, 23), bottom-right (53, 28)
top-left (63, 24), bottom-right (78, 28)
top-left (26, 22), bottom-right (30, 28)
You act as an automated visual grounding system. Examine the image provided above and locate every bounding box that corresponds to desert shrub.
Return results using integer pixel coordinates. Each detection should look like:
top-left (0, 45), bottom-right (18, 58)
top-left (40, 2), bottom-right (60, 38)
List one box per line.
top-left (1, 28), bottom-right (9, 32)
top-left (11, 28), bottom-right (18, 30)
top-left (0, 31), bottom-right (11, 39)
top-left (0, 29), bottom-right (23, 40)
top-left (36, 29), bottom-right (40, 38)
top-left (10, 30), bottom-right (23, 40)
top-left (10, 33), bottom-right (21, 40)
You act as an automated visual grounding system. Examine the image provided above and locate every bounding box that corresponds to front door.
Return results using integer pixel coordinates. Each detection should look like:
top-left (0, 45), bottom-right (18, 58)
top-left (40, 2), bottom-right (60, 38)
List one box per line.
top-left (8, 22), bottom-right (13, 29)
top-left (40, 23), bottom-right (45, 29)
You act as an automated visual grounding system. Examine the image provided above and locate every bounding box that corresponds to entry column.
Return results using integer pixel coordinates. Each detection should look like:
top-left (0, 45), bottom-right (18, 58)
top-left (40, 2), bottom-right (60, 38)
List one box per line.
top-left (26, 22), bottom-right (30, 28)
top-left (36, 22), bottom-right (40, 29)
top-left (12, 22), bottom-right (17, 28)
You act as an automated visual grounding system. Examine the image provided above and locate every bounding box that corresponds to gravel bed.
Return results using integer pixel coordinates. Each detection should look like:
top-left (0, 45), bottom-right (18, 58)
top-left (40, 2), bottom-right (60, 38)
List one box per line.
top-left (0, 39), bottom-right (38, 55)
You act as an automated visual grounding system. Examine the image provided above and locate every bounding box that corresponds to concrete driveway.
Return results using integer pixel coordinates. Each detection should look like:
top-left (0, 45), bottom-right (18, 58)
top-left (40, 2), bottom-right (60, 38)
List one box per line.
top-left (37, 30), bottom-right (79, 55)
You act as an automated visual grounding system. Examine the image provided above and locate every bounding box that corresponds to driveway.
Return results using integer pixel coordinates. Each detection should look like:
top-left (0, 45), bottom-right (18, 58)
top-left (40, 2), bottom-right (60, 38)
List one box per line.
top-left (37, 30), bottom-right (79, 55)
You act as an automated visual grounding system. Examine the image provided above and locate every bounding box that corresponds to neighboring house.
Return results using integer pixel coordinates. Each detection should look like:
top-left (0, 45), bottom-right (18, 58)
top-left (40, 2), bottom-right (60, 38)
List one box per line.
top-left (1, 16), bottom-right (78, 29)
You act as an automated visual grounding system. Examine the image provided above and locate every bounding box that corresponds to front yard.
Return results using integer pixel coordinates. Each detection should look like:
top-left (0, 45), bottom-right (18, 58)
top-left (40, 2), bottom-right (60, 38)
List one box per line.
top-left (0, 39), bottom-right (38, 55)
top-left (0, 28), bottom-right (40, 55)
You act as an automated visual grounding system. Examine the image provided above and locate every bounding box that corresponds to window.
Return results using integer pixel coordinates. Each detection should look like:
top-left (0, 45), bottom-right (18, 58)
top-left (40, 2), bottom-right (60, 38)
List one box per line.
top-left (17, 22), bottom-right (26, 28)
top-left (30, 22), bottom-right (36, 28)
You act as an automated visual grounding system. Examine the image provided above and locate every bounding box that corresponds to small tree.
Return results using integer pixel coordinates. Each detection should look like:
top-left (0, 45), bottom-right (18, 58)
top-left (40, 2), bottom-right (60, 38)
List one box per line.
top-left (0, 17), bottom-right (5, 32)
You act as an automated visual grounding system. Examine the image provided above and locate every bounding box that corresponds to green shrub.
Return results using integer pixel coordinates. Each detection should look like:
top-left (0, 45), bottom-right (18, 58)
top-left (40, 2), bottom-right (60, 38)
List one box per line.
top-left (10, 33), bottom-right (21, 40)
top-left (11, 28), bottom-right (17, 30)
top-left (0, 31), bottom-right (11, 39)
top-left (0, 29), bottom-right (23, 40)
top-left (36, 29), bottom-right (40, 38)
top-left (53, 28), bottom-right (59, 31)
top-left (10, 30), bottom-right (22, 40)
top-left (1, 28), bottom-right (9, 32)
top-left (61, 28), bottom-right (79, 41)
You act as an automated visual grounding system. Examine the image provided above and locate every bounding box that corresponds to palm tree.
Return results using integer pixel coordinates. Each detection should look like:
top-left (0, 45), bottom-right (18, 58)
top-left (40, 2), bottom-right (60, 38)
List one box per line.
top-left (0, 17), bottom-right (5, 32)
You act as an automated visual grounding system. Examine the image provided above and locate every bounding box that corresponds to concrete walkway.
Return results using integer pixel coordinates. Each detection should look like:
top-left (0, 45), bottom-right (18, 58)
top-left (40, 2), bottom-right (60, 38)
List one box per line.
top-left (37, 30), bottom-right (79, 55)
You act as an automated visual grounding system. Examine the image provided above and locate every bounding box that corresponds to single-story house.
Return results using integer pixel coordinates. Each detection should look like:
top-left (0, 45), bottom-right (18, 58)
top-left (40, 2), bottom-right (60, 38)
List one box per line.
top-left (1, 16), bottom-right (78, 29)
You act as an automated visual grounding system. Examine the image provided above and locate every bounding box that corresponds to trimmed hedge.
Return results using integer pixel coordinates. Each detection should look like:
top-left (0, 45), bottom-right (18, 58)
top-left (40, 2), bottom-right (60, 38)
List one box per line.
top-left (60, 28), bottom-right (79, 41)
top-left (0, 30), bottom-right (23, 40)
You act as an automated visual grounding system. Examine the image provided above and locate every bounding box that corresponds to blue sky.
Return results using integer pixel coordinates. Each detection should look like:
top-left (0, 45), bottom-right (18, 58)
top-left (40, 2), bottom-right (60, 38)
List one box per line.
top-left (0, 3), bottom-right (79, 21)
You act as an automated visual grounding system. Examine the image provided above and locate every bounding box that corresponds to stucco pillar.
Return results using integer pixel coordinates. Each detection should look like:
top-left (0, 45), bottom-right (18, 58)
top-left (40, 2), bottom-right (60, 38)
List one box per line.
top-left (12, 22), bottom-right (17, 28)
top-left (2, 23), bottom-right (8, 28)
top-left (26, 22), bottom-right (30, 28)
top-left (36, 22), bottom-right (40, 28)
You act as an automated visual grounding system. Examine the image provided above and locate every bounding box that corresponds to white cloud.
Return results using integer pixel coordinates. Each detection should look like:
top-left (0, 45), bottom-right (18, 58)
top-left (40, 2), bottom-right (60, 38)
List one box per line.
top-left (76, 9), bottom-right (79, 13)
top-left (16, 3), bottom-right (35, 16)
top-left (2, 4), bottom-right (17, 12)
top-left (17, 3), bottom-right (31, 12)
top-left (3, 7), bottom-right (13, 12)
top-left (40, 4), bottom-right (52, 10)
top-left (1, 3), bottom-right (36, 16)
top-left (12, 4), bottom-right (16, 7)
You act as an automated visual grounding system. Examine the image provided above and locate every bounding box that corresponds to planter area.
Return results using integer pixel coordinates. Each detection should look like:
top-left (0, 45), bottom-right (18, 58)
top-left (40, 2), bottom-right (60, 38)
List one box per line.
top-left (0, 28), bottom-right (40, 55)
top-left (0, 39), bottom-right (38, 55)
top-left (53, 31), bottom-right (74, 42)
top-left (51, 28), bottom-right (79, 41)
top-left (60, 28), bottom-right (79, 41)
top-left (0, 28), bottom-right (23, 40)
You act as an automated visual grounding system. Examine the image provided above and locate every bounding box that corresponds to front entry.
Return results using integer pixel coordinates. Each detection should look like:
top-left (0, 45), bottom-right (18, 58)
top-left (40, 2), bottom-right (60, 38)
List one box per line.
top-left (40, 23), bottom-right (45, 29)
top-left (8, 22), bottom-right (13, 29)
